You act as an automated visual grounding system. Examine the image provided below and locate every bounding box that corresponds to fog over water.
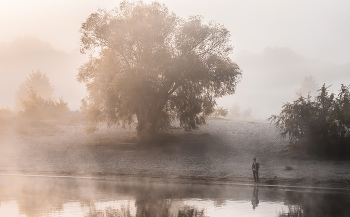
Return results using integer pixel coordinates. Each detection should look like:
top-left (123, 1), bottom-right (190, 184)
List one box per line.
top-left (1, 1), bottom-right (349, 118)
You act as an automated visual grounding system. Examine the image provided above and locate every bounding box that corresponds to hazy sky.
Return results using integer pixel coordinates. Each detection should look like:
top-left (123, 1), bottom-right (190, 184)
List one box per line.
top-left (1, 0), bottom-right (350, 118)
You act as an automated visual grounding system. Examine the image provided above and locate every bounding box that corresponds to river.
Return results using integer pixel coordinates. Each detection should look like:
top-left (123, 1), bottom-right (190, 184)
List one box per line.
top-left (0, 174), bottom-right (349, 216)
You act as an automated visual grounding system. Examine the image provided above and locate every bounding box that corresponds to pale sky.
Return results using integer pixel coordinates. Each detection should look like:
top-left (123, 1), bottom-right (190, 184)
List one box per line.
top-left (1, 0), bottom-right (350, 118)
top-left (1, 0), bottom-right (349, 62)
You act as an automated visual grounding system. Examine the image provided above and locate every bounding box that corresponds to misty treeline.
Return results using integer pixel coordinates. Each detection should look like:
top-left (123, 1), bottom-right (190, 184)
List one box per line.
top-left (0, 70), bottom-right (73, 136)
top-left (270, 84), bottom-right (350, 158)
top-left (15, 70), bottom-right (69, 119)
top-left (78, 1), bottom-right (241, 140)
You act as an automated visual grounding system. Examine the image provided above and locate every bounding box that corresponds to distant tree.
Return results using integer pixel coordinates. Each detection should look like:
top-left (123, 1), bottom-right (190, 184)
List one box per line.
top-left (15, 71), bottom-right (69, 119)
top-left (230, 104), bottom-right (241, 118)
top-left (78, 1), bottom-right (241, 139)
top-left (15, 70), bottom-right (54, 111)
top-left (294, 76), bottom-right (319, 99)
top-left (212, 107), bottom-right (228, 117)
top-left (241, 108), bottom-right (252, 119)
top-left (229, 104), bottom-right (252, 120)
top-left (21, 88), bottom-right (69, 119)
top-left (270, 84), bottom-right (350, 158)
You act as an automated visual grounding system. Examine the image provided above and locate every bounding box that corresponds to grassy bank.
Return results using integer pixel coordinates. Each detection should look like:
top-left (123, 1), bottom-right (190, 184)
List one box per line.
top-left (1, 117), bottom-right (350, 189)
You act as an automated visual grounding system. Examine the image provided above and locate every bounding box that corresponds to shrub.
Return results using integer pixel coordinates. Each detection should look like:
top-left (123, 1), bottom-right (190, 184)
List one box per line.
top-left (212, 107), bottom-right (228, 117)
top-left (21, 88), bottom-right (69, 120)
top-left (270, 84), bottom-right (350, 158)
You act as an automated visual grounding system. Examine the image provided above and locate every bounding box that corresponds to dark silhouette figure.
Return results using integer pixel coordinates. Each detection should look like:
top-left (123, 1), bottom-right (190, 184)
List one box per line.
top-left (251, 185), bottom-right (259, 209)
top-left (252, 158), bottom-right (260, 182)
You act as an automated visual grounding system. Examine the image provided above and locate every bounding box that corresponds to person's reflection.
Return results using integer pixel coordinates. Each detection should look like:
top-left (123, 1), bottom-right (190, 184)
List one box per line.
top-left (251, 185), bottom-right (259, 209)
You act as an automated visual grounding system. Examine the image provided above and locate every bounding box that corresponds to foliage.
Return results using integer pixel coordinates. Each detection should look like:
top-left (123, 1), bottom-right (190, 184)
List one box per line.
top-left (15, 70), bottom-right (54, 111)
top-left (78, 1), bottom-right (241, 139)
top-left (270, 84), bottom-right (350, 158)
top-left (21, 88), bottom-right (69, 120)
top-left (14, 70), bottom-right (69, 120)
top-left (212, 107), bottom-right (228, 117)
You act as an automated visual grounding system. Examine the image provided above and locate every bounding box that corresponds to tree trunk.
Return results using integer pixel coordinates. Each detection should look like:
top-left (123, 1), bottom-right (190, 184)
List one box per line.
top-left (136, 109), bottom-right (158, 141)
top-left (136, 97), bottom-right (167, 141)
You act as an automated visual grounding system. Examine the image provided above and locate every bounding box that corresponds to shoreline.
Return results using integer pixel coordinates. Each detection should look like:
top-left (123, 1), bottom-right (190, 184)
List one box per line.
top-left (1, 170), bottom-right (349, 191)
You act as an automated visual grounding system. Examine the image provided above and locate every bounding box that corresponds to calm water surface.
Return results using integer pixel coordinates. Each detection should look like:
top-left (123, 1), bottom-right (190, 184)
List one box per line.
top-left (0, 175), bottom-right (349, 217)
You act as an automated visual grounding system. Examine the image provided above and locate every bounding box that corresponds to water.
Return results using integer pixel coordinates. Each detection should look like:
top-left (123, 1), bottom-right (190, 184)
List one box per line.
top-left (0, 175), bottom-right (349, 217)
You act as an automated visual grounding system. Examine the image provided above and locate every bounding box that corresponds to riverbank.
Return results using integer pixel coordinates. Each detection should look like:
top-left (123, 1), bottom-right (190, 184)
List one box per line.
top-left (1, 118), bottom-right (350, 189)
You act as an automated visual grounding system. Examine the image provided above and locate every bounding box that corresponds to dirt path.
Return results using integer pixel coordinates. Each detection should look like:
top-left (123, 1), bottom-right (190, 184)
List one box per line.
top-left (1, 118), bottom-right (350, 188)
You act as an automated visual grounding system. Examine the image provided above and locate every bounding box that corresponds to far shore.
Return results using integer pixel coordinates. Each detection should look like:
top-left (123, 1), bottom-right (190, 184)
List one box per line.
top-left (1, 117), bottom-right (350, 189)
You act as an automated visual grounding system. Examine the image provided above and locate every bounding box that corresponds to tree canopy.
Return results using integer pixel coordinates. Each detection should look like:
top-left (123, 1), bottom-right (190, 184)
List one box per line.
top-left (78, 1), bottom-right (241, 139)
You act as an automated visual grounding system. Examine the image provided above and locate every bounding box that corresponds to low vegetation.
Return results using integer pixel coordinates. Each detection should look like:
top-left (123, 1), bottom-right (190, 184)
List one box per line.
top-left (212, 107), bottom-right (228, 117)
top-left (20, 88), bottom-right (69, 120)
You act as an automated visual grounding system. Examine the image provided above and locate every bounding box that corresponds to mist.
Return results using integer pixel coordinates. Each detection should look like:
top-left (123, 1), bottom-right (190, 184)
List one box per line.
top-left (2, 38), bottom-right (349, 119)
top-left (218, 47), bottom-right (350, 119)
top-left (0, 37), bottom-right (86, 110)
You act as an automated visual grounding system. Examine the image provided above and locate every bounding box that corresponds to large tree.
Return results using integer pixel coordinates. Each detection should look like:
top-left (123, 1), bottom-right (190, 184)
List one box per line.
top-left (78, 1), bottom-right (241, 138)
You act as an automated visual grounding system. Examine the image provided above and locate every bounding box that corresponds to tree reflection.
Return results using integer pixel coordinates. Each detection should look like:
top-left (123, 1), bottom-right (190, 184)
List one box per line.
top-left (278, 205), bottom-right (303, 217)
top-left (134, 197), bottom-right (206, 217)
top-left (85, 205), bottom-right (133, 217)
top-left (84, 201), bottom-right (206, 217)
top-left (177, 205), bottom-right (206, 217)
top-left (278, 190), bottom-right (350, 217)
top-left (135, 199), bottom-right (172, 217)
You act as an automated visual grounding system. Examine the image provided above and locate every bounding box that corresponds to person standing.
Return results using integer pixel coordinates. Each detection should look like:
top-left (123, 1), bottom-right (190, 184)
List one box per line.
top-left (252, 158), bottom-right (260, 182)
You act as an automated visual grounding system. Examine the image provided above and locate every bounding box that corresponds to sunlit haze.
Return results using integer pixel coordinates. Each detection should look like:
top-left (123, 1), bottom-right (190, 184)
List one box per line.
top-left (1, 0), bottom-right (349, 118)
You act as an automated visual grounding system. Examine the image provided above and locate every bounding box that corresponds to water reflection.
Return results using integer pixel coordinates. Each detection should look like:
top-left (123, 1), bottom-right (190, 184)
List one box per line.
top-left (0, 175), bottom-right (349, 216)
top-left (278, 190), bottom-right (350, 217)
top-left (251, 185), bottom-right (259, 209)
top-left (84, 203), bottom-right (205, 217)
top-left (85, 203), bottom-right (133, 217)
